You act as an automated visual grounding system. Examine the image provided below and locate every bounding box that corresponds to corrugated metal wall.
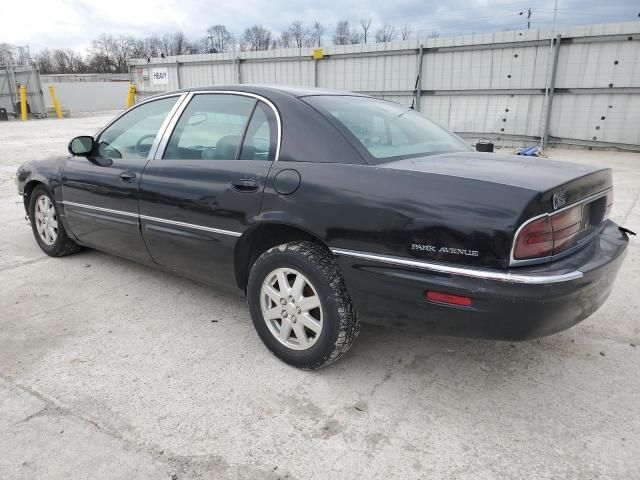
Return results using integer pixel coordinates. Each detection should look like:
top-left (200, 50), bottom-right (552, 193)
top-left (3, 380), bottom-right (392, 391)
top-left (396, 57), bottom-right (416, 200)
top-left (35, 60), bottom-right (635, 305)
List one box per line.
top-left (130, 21), bottom-right (640, 149)
top-left (0, 65), bottom-right (47, 117)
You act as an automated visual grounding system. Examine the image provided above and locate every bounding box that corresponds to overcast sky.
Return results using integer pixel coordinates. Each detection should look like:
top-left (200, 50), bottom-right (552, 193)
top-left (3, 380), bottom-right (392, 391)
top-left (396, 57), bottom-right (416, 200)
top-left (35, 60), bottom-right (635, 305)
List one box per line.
top-left (1, 0), bottom-right (638, 53)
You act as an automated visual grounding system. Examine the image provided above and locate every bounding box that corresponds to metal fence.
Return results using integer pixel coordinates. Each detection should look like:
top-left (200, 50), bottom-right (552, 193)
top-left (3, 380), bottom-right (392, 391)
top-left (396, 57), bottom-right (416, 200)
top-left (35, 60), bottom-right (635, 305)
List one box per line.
top-left (41, 73), bottom-right (130, 83)
top-left (0, 64), bottom-right (47, 118)
top-left (130, 21), bottom-right (640, 150)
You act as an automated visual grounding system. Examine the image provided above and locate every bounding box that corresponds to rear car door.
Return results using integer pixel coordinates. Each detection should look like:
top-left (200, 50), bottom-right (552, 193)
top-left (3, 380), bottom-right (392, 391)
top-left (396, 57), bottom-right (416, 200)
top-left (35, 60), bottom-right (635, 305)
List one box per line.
top-left (61, 95), bottom-right (183, 261)
top-left (138, 92), bottom-right (279, 287)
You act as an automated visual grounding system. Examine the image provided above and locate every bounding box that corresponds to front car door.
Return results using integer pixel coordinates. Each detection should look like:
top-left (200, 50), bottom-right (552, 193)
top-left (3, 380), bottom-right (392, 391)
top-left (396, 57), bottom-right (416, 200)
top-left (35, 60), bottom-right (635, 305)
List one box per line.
top-left (61, 95), bottom-right (184, 261)
top-left (138, 92), bottom-right (279, 287)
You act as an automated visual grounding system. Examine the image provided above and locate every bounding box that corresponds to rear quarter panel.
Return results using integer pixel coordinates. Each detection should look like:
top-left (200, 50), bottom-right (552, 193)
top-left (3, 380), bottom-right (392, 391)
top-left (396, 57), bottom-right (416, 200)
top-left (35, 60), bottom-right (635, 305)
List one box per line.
top-left (261, 161), bottom-right (537, 269)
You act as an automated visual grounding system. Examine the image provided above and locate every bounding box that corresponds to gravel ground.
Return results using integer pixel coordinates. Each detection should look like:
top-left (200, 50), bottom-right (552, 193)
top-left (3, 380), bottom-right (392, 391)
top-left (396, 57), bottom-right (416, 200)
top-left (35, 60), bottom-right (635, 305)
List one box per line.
top-left (1, 113), bottom-right (639, 480)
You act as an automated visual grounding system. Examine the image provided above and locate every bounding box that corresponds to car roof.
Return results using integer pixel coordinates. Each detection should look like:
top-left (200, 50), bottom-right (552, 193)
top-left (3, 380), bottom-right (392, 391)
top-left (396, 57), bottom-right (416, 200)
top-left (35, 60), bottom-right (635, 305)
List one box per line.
top-left (167, 84), bottom-right (369, 99)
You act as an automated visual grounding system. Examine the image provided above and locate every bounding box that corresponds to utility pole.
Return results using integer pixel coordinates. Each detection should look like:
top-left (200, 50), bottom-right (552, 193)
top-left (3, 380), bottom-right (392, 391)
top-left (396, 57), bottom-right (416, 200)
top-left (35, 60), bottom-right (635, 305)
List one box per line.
top-left (519, 9), bottom-right (532, 29)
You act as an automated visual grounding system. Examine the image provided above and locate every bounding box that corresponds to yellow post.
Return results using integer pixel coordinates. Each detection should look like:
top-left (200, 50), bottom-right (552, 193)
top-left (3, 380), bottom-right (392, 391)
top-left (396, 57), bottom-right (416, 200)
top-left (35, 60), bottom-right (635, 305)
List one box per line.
top-left (126, 84), bottom-right (136, 108)
top-left (48, 85), bottom-right (63, 119)
top-left (19, 85), bottom-right (27, 121)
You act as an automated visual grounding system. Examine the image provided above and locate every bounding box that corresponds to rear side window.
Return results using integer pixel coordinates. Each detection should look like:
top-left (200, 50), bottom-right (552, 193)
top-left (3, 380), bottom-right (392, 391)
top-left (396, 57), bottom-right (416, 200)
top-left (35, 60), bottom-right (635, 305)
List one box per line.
top-left (163, 94), bottom-right (255, 160)
top-left (304, 95), bottom-right (470, 164)
top-left (239, 102), bottom-right (277, 161)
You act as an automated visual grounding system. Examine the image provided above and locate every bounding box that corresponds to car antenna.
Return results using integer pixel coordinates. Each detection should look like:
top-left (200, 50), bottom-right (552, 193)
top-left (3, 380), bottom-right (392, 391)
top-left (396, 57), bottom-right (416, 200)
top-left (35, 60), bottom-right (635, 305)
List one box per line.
top-left (410, 98), bottom-right (415, 110)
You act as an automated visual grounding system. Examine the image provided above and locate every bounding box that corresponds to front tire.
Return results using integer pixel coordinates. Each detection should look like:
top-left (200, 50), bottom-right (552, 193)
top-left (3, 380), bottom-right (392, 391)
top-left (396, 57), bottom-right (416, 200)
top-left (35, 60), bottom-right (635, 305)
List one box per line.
top-left (247, 241), bottom-right (359, 369)
top-left (29, 185), bottom-right (81, 257)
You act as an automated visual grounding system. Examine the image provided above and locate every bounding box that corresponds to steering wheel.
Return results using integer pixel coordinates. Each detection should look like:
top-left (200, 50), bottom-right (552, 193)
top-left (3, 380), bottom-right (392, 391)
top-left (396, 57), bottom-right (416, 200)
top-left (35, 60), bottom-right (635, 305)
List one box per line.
top-left (136, 134), bottom-right (157, 156)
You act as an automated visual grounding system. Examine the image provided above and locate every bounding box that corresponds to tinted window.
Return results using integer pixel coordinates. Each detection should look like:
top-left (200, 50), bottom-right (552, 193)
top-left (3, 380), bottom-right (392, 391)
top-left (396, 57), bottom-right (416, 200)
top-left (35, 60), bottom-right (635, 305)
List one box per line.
top-left (239, 102), bottom-right (277, 161)
top-left (163, 94), bottom-right (256, 160)
top-left (304, 95), bottom-right (470, 163)
top-left (97, 96), bottom-right (178, 159)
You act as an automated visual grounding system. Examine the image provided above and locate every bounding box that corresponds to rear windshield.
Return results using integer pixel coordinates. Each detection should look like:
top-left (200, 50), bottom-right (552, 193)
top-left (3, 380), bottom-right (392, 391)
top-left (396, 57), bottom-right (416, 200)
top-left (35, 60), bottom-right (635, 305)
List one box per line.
top-left (304, 95), bottom-right (470, 164)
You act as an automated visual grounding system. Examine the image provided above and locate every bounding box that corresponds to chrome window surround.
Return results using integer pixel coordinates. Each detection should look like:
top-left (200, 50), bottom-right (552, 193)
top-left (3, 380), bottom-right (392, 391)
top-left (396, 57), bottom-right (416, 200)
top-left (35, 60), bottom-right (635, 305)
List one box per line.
top-left (151, 90), bottom-right (282, 162)
top-left (331, 248), bottom-right (583, 284)
top-left (509, 188), bottom-right (612, 267)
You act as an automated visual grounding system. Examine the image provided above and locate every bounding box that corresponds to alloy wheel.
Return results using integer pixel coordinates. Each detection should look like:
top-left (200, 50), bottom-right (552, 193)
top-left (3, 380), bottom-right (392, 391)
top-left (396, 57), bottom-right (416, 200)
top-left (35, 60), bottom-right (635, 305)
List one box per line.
top-left (260, 267), bottom-right (323, 350)
top-left (34, 194), bottom-right (58, 245)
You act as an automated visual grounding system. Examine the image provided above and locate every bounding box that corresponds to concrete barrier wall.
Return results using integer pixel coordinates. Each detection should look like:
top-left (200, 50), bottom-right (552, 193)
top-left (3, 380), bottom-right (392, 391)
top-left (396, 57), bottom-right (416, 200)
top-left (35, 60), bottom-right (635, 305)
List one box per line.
top-left (42, 82), bottom-right (130, 112)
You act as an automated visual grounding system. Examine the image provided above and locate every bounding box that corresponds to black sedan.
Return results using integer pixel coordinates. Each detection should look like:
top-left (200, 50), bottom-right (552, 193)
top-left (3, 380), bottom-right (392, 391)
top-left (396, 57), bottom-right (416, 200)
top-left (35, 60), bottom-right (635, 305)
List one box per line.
top-left (15, 85), bottom-right (630, 369)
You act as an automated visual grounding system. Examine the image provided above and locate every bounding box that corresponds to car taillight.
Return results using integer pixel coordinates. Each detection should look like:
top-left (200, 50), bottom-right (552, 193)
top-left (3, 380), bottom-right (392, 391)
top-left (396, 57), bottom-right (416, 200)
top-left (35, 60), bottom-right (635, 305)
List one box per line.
top-left (513, 216), bottom-right (553, 260)
top-left (550, 205), bottom-right (582, 254)
top-left (513, 204), bottom-right (584, 260)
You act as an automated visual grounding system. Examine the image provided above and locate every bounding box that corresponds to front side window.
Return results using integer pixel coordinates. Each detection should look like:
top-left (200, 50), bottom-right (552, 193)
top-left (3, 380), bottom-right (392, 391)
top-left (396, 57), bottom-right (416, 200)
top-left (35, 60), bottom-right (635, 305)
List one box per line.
top-left (163, 94), bottom-right (256, 160)
top-left (303, 95), bottom-right (470, 164)
top-left (97, 96), bottom-right (178, 160)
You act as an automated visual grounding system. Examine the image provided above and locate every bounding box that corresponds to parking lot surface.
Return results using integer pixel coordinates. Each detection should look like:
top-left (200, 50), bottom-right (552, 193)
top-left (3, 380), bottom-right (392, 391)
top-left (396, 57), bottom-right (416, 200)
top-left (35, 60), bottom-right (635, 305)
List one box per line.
top-left (1, 113), bottom-right (639, 479)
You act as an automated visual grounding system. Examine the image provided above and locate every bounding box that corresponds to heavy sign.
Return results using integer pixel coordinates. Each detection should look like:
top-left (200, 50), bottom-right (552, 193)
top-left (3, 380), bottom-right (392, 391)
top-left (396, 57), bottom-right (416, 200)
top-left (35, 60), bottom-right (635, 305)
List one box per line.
top-left (152, 68), bottom-right (169, 86)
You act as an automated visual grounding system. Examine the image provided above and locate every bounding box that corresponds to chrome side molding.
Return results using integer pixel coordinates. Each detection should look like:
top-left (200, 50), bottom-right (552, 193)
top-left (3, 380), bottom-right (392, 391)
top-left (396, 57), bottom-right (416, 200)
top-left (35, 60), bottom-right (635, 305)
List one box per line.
top-left (61, 201), bottom-right (242, 238)
top-left (330, 247), bottom-right (583, 284)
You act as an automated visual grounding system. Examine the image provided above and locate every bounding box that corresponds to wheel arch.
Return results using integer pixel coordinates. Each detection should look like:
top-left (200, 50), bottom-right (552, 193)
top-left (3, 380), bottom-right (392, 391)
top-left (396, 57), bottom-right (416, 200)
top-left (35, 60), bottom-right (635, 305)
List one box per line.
top-left (23, 178), bottom-right (48, 213)
top-left (234, 222), bottom-right (330, 291)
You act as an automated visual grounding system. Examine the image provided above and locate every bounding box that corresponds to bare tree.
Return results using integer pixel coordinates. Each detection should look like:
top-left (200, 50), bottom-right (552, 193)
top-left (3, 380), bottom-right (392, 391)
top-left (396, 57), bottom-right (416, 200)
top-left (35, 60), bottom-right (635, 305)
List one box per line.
top-left (288, 21), bottom-right (309, 48)
top-left (375, 24), bottom-right (397, 43)
top-left (112, 36), bottom-right (137, 70)
top-left (311, 22), bottom-right (324, 46)
top-left (359, 18), bottom-right (372, 43)
top-left (278, 31), bottom-right (293, 48)
top-left (161, 32), bottom-right (189, 56)
top-left (143, 35), bottom-right (163, 57)
top-left (243, 25), bottom-right (272, 51)
top-left (48, 49), bottom-right (86, 73)
top-left (333, 21), bottom-right (351, 45)
top-left (0, 43), bottom-right (13, 66)
top-left (88, 34), bottom-right (117, 72)
top-left (334, 21), bottom-right (362, 45)
top-left (400, 24), bottom-right (413, 40)
top-left (206, 25), bottom-right (233, 53)
top-left (34, 49), bottom-right (54, 73)
top-left (349, 28), bottom-right (361, 44)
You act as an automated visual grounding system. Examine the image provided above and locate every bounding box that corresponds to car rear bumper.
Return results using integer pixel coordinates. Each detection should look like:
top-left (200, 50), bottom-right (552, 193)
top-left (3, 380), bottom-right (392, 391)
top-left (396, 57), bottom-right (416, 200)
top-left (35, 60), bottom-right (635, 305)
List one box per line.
top-left (332, 220), bottom-right (629, 341)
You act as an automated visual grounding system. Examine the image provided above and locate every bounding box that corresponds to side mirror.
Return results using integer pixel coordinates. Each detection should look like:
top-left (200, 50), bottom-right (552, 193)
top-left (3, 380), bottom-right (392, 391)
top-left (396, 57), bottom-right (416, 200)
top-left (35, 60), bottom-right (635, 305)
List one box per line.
top-left (68, 136), bottom-right (95, 156)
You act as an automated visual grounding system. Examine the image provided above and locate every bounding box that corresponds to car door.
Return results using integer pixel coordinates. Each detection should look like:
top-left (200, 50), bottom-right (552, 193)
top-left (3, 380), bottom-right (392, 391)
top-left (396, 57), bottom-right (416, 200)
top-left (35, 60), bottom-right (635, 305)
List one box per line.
top-left (138, 92), bottom-right (279, 288)
top-left (61, 95), bottom-right (184, 261)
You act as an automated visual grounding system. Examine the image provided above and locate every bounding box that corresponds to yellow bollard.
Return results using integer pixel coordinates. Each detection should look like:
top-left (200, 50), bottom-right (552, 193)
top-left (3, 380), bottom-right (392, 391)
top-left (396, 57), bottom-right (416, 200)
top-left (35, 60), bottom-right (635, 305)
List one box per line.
top-left (126, 84), bottom-right (136, 108)
top-left (19, 85), bottom-right (27, 121)
top-left (48, 85), bottom-right (63, 119)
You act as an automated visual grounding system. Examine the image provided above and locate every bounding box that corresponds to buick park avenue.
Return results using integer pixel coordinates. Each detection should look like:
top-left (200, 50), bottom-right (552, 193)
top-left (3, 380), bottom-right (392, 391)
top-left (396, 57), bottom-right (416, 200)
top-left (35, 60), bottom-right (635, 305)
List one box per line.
top-left (15, 86), bottom-right (630, 369)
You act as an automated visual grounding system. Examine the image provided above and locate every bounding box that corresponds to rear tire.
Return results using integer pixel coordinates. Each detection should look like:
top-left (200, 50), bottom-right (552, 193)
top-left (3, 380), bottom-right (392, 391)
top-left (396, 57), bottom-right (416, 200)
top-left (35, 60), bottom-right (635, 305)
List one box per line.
top-left (29, 185), bottom-right (81, 257)
top-left (247, 241), bottom-right (359, 369)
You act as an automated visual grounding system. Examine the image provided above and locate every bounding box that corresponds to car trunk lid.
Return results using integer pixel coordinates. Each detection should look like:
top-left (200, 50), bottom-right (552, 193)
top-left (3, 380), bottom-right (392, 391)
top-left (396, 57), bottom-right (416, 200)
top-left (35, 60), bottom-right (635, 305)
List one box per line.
top-left (381, 152), bottom-right (612, 216)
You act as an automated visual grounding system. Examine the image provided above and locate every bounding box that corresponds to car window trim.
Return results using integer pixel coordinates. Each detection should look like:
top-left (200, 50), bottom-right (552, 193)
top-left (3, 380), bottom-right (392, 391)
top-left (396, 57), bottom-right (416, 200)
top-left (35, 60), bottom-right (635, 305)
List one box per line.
top-left (152, 91), bottom-right (283, 162)
top-left (236, 100), bottom-right (259, 160)
top-left (93, 93), bottom-right (189, 162)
